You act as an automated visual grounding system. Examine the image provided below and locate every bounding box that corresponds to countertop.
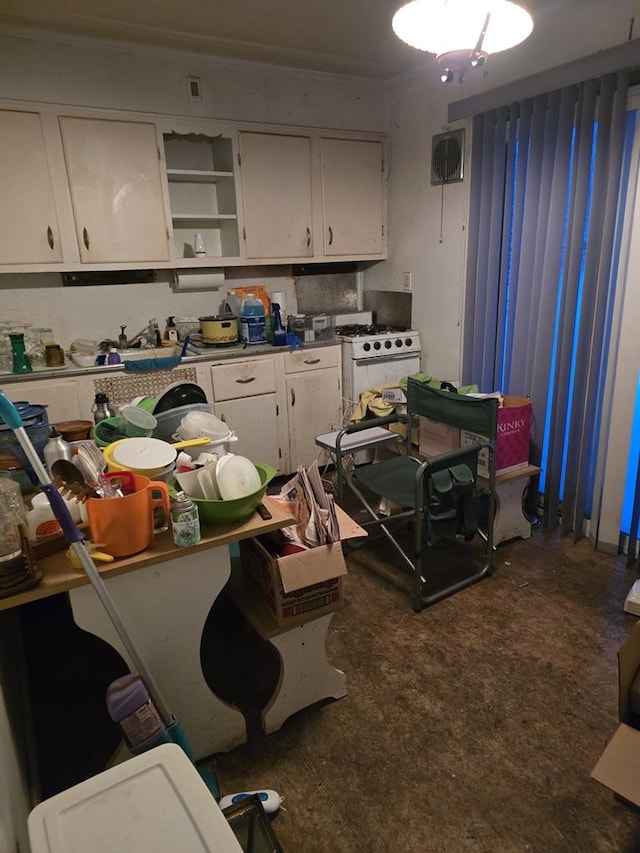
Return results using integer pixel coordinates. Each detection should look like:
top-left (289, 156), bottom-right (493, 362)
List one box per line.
top-left (0, 495), bottom-right (294, 611)
top-left (0, 338), bottom-right (341, 384)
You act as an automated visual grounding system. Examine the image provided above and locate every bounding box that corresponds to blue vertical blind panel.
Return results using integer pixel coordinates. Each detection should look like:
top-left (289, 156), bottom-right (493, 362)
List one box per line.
top-left (463, 71), bottom-right (630, 534)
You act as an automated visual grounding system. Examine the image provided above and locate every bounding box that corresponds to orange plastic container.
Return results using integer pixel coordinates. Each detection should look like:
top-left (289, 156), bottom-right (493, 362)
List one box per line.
top-left (85, 473), bottom-right (170, 557)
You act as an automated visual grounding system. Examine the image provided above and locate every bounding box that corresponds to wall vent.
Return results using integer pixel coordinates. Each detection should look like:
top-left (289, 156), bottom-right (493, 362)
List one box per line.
top-left (431, 129), bottom-right (465, 186)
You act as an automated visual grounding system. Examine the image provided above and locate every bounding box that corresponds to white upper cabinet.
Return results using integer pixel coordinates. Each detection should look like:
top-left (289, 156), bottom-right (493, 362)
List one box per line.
top-left (239, 131), bottom-right (314, 259)
top-left (0, 110), bottom-right (63, 264)
top-left (58, 116), bottom-right (170, 264)
top-left (320, 137), bottom-right (384, 257)
top-left (238, 127), bottom-right (386, 264)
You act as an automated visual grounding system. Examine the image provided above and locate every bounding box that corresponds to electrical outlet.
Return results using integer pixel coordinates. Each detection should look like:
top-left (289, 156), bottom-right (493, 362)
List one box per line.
top-left (402, 271), bottom-right (412, 292)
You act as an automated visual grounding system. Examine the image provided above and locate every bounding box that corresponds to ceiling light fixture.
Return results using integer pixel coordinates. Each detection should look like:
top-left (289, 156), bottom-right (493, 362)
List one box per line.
top-left (392, 0), bottom-right (533, 83)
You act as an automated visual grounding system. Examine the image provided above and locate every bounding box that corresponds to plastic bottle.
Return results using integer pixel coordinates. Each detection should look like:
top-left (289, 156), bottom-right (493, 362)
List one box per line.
top-left (164, 316), bottom-right (178, 343)
top-left (271, 303), bottom-right (287, 347)
top-left (105, 674), bottom-right (167, 754)
top-left (194, 232), bottom-right (206, 256)
top-left (239, 292), bottom-right (266, 346)
top-left (9, 333), bottom-right (32, 374)
top-left (43, 427), bottom-right (72, 476)
top-left (92, 393), bottom-right (116, 424)
top-left (107, 347), bottom-right (121, 365)
top-left (171, 491), bottom-right (201, 548)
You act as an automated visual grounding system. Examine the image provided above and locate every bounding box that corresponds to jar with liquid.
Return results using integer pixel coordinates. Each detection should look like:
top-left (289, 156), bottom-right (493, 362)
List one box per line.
top-left (0, 478), bottom-right (27, 564)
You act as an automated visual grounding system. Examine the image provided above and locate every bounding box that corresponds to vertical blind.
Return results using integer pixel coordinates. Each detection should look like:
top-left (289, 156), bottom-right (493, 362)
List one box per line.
top-left (462, 71), bottom-right (630, 534)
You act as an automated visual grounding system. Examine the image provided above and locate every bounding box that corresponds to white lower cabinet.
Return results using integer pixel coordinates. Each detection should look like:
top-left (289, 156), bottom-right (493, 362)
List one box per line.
top-left (283, 346), bottom-right (342, 470)
top-left (3, 378), bottom-right (83, 423)
top-left (210, 356), bottom-right (286, 473)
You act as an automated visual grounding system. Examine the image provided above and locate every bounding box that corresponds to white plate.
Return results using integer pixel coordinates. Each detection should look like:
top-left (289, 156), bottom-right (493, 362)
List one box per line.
top-left (215, 454), bottom-right (261, 500)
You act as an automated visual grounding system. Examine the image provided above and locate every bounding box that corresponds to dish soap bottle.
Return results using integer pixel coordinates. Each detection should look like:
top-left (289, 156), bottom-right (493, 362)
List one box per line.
top-left (164, 316), bottom-right (178, 343)
top-left (240, 293), bottom-right (266, 346)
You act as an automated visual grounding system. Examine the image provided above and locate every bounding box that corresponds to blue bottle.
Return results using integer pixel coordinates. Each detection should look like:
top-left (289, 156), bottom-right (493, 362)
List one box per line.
top-left (271, 303), bottom-right (287, 347)
top-left (240, 293), bottom-right (266, 345)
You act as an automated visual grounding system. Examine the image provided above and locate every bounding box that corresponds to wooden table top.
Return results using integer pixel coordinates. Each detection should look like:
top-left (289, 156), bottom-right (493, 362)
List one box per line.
top-left (0, 496), bottom-right (294, 612)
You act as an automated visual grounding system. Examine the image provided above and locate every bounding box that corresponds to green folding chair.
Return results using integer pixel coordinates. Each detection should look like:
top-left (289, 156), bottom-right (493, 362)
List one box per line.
top-left (332, 378), bottom-right (498, 611)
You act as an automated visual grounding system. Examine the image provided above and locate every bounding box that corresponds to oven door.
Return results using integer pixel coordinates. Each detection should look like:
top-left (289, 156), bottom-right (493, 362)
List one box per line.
top-left (346, 351), bottom-right (421, 407)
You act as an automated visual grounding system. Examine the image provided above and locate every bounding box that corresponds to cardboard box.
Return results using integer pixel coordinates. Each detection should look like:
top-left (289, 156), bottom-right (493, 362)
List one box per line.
top-left (592, 619), bottom-right (640, 806)
top-left (418, 416), bottom-right (460, 458)
top-left (460, 395), bottom-right (532, 475)
top-left (239, 505), bottom-right (366, 628)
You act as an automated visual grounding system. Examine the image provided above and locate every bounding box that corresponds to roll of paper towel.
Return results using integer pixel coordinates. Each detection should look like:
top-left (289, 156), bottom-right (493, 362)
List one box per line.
top-left (173, 270), bottom-right (225, 291)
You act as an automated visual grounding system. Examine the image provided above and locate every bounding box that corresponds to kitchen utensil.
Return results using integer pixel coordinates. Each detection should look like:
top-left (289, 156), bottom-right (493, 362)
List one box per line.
top-left (66, 542), bottom-right (114, 569)
top-left (85, 473), bottom-right (170, 557)
top-left (215, 453), bottom-right (261, 500)
top-left (191, 462), bottom-right (276, 525)
top-left (153, 382), bottom-right (208, 415)
top-left (103, 436), bottom-right (210, 479)
top-left (199, 315), bottom-right (239, 346)
top-left (54, 420), bottom-right (93, 442)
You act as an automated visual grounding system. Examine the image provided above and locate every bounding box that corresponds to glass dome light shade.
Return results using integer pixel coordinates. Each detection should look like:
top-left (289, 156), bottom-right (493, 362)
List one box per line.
top-left (392, 0), bottom-right (533, 56)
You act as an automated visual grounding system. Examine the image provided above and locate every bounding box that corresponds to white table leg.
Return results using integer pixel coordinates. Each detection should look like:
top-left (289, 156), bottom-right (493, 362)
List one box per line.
top-left (69, 546), bottom-right (246, 760)
top-left (262, 613), bottom-right (347, 734)
top-left (493, 477), bottom-right (532, 545)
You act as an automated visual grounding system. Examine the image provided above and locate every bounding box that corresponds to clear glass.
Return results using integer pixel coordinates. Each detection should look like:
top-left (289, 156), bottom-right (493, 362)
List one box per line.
top-left (0, 478), bottom-right (27, 562)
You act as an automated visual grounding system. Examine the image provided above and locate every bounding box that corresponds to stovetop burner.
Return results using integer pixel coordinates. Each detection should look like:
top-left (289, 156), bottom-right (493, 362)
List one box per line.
top-left (336, 323), bottom-right (406, 338)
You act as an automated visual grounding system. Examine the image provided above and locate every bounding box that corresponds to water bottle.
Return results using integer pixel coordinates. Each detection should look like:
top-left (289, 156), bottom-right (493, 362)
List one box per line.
top-left (240, 292), bottom-right (266, 346)
top-left (92, 393), bottom-right (116, 424)
top-left (43, 427), bottom-right (72, 476)
top-left (171, 491), bottom-right (201, 548)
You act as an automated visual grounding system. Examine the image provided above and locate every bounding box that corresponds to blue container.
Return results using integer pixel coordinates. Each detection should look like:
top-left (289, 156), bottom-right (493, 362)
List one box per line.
top-left (240, 293), bottom-right (266, 345)
top-left (0, 402), bottom-right (49, 483)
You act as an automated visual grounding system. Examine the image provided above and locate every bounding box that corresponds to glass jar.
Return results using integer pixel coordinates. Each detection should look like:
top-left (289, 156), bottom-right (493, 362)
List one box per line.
top-left (0, 478), bottom-right (27, 563)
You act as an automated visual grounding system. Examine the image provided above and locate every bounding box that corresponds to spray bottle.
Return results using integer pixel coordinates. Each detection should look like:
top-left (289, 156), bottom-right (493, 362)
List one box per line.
top-left (106, 674), bottom-right (167, 754)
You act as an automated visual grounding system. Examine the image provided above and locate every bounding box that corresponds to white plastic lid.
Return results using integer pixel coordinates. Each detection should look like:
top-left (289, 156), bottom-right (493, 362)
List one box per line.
top-left (28, 744), bottom-right (242, 852)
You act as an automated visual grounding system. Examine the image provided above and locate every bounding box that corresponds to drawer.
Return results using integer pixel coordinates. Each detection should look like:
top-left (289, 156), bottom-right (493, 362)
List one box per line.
top-left (283, 346), bottom-right (340, 374)
top-left (211, 358), bottom-right (277, 401)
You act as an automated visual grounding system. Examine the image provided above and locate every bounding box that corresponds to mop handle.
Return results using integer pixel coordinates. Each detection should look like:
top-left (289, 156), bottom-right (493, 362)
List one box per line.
top-left (0, 390), bottom-right (175, 726)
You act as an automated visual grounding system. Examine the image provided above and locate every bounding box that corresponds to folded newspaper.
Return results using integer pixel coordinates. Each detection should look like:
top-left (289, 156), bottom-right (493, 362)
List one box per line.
top-left (272, 460), bottom-right (341, 548)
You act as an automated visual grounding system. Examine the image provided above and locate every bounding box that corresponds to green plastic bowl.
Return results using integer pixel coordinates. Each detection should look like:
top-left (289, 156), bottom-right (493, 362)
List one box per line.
top-left (192, 462), bottom-right (276, 525)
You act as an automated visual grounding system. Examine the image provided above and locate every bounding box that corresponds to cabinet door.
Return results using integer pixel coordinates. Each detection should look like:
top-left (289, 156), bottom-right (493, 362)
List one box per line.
top-left (320, 137), bottom-right (384, 257)
top-left (286, 370), bottom-right (342, 470)
top-left (0, 110), bottom-right (62, 264)
top-left (59, 117), bottom-right (170, 264)
top-left (213, 395), bottom-right (282, 472)
top-left (239, 132), bottom-right (313, 259)
top-left (3, 379), bottom-right (81, 423)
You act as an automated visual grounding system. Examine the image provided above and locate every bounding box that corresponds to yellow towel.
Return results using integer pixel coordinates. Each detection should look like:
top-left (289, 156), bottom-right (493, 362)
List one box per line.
top-left (349, 383), bottom-right (400, 423)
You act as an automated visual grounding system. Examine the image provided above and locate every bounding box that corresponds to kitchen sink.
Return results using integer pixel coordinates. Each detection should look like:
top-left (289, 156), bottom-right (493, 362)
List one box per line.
top-left (69, 347), bottom-right (182, 368)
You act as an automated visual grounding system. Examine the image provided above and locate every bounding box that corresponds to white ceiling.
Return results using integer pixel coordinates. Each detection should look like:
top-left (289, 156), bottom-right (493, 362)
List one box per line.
top-left (0, 0), bottom-right (635, 80)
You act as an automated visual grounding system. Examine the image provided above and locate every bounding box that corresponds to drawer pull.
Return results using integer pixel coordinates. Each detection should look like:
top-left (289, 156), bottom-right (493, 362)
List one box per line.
top-left (303, 358), bottom-right (321, 365)
top-left (83, 227), bottom-right (90, 250)
top-left (306, 227), bottom-right (311, 247)
top-left (328, 226), bottom-right (333, 246)
top-left (235, 376), bottom-right (256, 384)
top-left (47, 226), bottom-right (54, 250)
top-left (291, 388), bottom-right (296, 406)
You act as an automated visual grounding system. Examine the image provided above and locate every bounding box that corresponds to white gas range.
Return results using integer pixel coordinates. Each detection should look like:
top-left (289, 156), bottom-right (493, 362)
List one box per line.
top-left (337, 323), bottom-right (422, 411)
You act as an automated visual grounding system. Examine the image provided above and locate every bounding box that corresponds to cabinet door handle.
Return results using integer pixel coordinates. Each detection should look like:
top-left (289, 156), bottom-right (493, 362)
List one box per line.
top-left (328, 226), bottom-right (333, 246)
top-left (306, 227), bottom-right (311, 247)
top-left (83, 228), bottom-right (90, 250)
top-left (235, 376), bottom-right (255, 384)
top-left (291, 388), bottom-right (296, 406)
top-left (46, 226), bottom-right (54, 250)
top-left (303, 358), bottom-right (320, 365)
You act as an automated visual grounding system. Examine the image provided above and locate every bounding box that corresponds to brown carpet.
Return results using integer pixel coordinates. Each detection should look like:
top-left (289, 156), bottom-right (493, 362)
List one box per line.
top-left (214, 528), bottom-right (640, 852)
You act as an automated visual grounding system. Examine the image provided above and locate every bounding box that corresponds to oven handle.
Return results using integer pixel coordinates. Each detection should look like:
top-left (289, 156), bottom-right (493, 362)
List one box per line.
top-left (354, 353), bottom-right (420, 367)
